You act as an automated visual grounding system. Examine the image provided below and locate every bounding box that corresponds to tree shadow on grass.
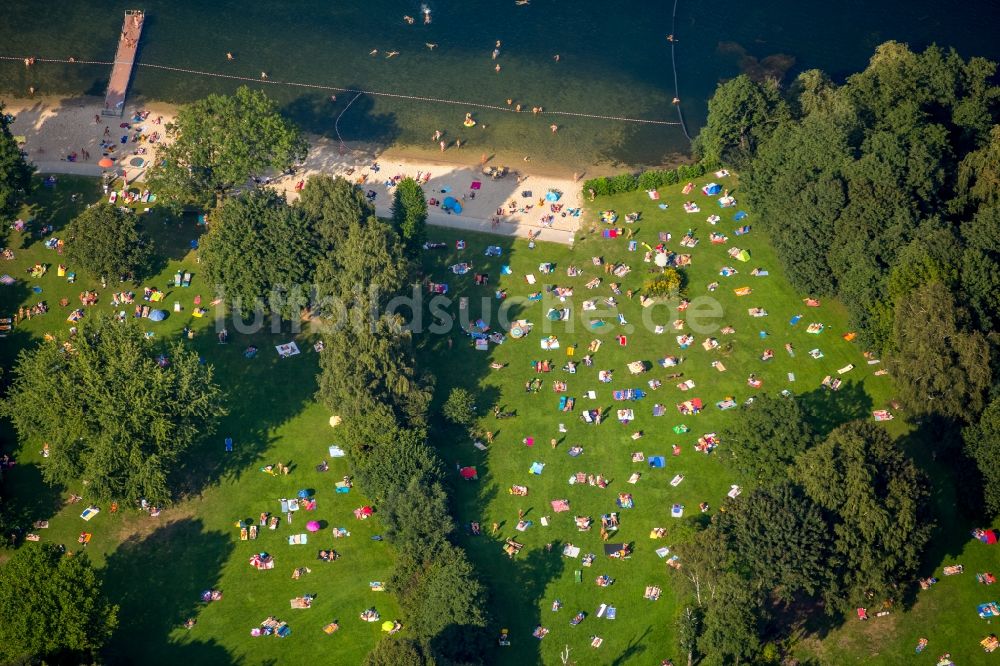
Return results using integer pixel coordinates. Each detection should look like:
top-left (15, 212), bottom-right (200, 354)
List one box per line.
top-left (0, 462), bottom-right (64, 540)
top-left (798, 380), bottom-right (873, 439)
top-left (16, 174), bottom-right (99, 250)
top-left (168, 325), bottom-right (319, 498)
top-left (102, 518), bottom-right (234, 665)
top-left (610, 625), bottom-right (651, 665)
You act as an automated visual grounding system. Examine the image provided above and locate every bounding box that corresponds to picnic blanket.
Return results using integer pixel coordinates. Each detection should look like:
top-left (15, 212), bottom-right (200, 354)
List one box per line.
top-left (551, 499), bottom-right (570, 512)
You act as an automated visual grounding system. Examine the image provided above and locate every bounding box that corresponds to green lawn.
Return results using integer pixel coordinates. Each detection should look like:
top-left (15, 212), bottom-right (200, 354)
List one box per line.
top-left (2, 174), bottom-right (998, 665)
top-left (0, 175), bottom-right (400, 665)
top-left (412, 180), bottom-right (994, 664)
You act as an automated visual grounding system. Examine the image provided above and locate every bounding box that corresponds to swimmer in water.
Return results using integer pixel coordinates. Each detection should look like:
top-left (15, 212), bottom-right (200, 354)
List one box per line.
top-left (492, 49), bottom-right (500, 60)
top-left (426, 43), bottom-right (438, 50)
top-left (550, 124), bottom-right (558, 133)
top-left (496, 40), bottom-right (502, 48)
top-left (495, 64), bottom-right (501, 73)
top-left (516, 0), bottom-right (530, 5)
top-left (667, 34), bottom-right (677, 42)
top-left (386, 51), bottom-right (399, 58)
top-left (226, 52), bottom-right (234, 60)
top-left (515, 104), bottom-right (522, 112)
top-left (260, 71), bottom-right (268, 79)
top-left (672, 97), bottom-right (681, 104)
top-left (404, 15), bottom-right (415, 24)
top-left (506, 99), bottom-right (513, 106)
top-left (369, 49), bottom-right (378, 56)
top-left (553, 54), bottom-right (560, 62)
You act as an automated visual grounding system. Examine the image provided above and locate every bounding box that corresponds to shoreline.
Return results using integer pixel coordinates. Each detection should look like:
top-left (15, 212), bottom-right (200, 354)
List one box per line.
top-left (5, 94), bottom-right (584, 245)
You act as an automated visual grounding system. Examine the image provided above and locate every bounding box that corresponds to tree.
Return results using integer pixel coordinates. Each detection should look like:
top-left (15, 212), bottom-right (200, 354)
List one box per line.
top-left (390, 178), bottom-right (428, 256)
top-left (383, 477), bottom-right (455, 561)
top-left (3, 315), bottom-right (226, 504)
top-left (0, 545), bottom-right (118, 663)
top-left (721, 394), bottom-right (814, 485)
top-left (697, 574), bottom-right (761, 666)
top-left (200, 189), bottom-right (318, 318)
top-left (364, 636), bottom-right (430, 666)
top-left (317, 315), bottom-right (432, 427)
top-left (676, 605), bottom-right (702, 666)
top-left (401, 545), bottom-right (488, 639)
top-left (793, 421), bottom-right (931, 610)
top-left (0, 103), bottom-right (34, 224)
top-left (674, 527), bottom-right (729, 607)
top-left (887, 282), bottom-right (991, 419)
top-left (963, 398), bottom-right (1000, 517)
top-left (643, 268), bottom-right (682, 298)
top-left (317, 217), bottom-right (412, 316)
top-left (148, 86), bottom-right (307, 207)
top-left (442, 387), bottom-right (477, 428)
top-left (695, 75), bottom-right (788, 166)
top-left (718, 483), bottom-right (836, 603)
top-left (66, 203), bottom-right (152, 280)
top-left (296, 174), bottom-right (373, 248)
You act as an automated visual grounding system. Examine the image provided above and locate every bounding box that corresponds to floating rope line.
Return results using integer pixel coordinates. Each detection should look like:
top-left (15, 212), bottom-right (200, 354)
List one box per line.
top-left (670, 0), bottom-right (693, 142)
top-left (1, 55), bottom-right (684, 127)
top-left (335, 92), bottom-right (364, 152)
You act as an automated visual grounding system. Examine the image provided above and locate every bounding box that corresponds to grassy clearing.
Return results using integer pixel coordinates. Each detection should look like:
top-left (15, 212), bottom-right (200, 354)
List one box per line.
top-left (414, 177), bottom-right (899, 664)
top-left (1, 175), bottom-right (399, 665)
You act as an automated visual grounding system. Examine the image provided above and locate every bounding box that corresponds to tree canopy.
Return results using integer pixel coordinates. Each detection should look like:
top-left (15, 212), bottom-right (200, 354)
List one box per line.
top-left (964, 397), bottom-right (1000, 517)
top-left (721, 394), bottom-right (815, 485)
top-left (390, 178), bottom-right (428, 256)
top-left (0, 545), bottom-right (118, 663)
top-left (66, 203), bottom-right (153, 281)
top-left (3, 314), bottom-right (226, 504)
top-left (718, 483), bottom-right (836, 602)
top-left (296, 174), bottom-right (373, 247)
top-left (200, 189), bottom-right (319, 318)
top-left (148, 86), bottom-right (307, 207)
top-left (793, 421), bottom-right (931, 609)
top-left (0, 103), bottom-right (34, 224)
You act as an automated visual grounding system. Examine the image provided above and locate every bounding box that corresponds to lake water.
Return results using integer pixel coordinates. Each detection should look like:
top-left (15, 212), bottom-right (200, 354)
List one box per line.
top-left (2, 0), bottom-right (999, 171)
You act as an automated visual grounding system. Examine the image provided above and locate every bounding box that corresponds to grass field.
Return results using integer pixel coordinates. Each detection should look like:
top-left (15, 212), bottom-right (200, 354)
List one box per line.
top-left (413, 181), bottom-right (1000, 665)
top-left (2, 174), bottom-right (999, 665)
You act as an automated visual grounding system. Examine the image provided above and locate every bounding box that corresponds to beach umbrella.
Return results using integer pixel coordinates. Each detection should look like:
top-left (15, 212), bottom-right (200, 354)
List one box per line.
top-left (148, 309), bottom-right (167, 321)
top-left (297, 489), bottom-right (311, 499)
top-left (654, 253), bottom-right (669, 268)
top-left (459, 466), bottom-right (477, 480)
top-left (98, 157), bottom-right (114, 168)
top-left (547, 309), bottom-right (562, 321)
top-left (306, 521), bottom-right (320, 532)
top-left (381, 621), bottom-right (395, 632)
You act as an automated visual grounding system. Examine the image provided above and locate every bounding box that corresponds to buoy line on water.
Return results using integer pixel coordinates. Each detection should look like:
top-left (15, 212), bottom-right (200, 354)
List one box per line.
top-left (669, 0), bottom-right (693, 142)
top-left (0, 55), bottom-right (685, 128)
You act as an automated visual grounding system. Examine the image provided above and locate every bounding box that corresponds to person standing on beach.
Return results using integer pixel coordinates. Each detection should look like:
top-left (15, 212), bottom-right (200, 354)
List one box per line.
top-left (440, 140), bottom-right (446, 152)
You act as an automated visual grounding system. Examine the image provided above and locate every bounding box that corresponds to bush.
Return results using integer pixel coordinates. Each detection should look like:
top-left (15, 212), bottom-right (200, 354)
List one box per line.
top-left (643, 268), bottom-right (682, 298)
top-left (585, 163), bottom-right (708, 199)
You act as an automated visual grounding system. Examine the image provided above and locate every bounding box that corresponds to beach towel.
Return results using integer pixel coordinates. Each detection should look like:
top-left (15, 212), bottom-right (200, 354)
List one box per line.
top-left (276, 342), bottom-right (300, 358)
top-left (288, 534), bottom-right (308, 545)
top-left (563, 545), bottom-right (581, 558)
top-left (649, 456), bottom-right (666, 468)
top-left (328, 445), bottom-right (346, 457)
top-left (551, 499), bottom-right (570, 512)
top-left (529, 462), bottom-right (545, 475)
top-left (80, 507), bottom-right (100, 521)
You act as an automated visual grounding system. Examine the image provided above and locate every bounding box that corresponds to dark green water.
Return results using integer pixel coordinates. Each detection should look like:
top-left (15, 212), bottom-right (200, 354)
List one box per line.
top-left (2, 0), bottom-right (999, 169)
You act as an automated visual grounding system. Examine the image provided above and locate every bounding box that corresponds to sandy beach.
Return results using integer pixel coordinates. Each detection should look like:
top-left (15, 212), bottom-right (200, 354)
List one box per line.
top-left (5, 95), bottom-right (583, 244)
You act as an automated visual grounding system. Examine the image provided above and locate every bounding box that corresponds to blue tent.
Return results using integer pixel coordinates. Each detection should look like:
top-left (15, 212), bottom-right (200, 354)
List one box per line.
top-left (148, 309), bottom-right (168, 322)
top-left (648, 456), bottom-right (666, 468)
top-left (443, 196), bottom-right (463, 214)
top-left (702, 183), bottom-right (722, 195)
top-left (734, 210), bottom-right (748, 221)
top-left (545, 190), bottom-right (562, 202)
